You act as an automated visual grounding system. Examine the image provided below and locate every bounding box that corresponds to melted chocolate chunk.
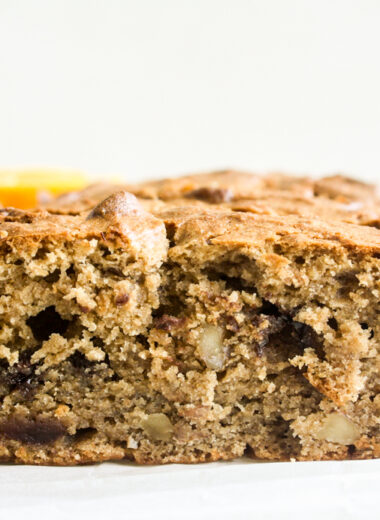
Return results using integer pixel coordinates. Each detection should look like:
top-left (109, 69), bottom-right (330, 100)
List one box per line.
top-left (0, 350), bottom-right (40, 399)
top-left (0, 416), bottom-right (66, 445)
top-left (115, 293), bottom-right (130, 306)
top-left (251, 315), bottom-right (287, 356)
top-left (225, 315), bottom-right (240, 333)
top-left (185, 187), bottom-right (233, 204)
top-left (153, 314), bottom-right (186, 332)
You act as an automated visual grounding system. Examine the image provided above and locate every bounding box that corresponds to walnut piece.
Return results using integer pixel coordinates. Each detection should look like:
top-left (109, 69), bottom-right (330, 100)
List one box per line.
top-left (316, 413), bottom-right (360, 445)
top-left (199, 324), bottom-right (225, 370)
top-left (142, 413), bottom-right (174, 441)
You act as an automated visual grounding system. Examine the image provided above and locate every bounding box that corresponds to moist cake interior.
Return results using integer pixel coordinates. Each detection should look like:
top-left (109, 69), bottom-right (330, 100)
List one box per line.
top-left (0, 173), bottom-right (378, 464)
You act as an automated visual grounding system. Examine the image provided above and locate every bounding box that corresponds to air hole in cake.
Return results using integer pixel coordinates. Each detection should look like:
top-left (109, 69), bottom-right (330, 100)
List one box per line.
top-left (347, 444), bottom-right (356, 456)
top-left (104, 266), bottom-right (125, 278)
top-left (152, 297), bottom-right (184, 320)
top-left (164, 222), bottom-right (177, 247)
top-left (100, 245), bottom-right (112, 257)
top-left (66, 264), bottom-right (75, 277)
top-left (216, 369), bottom-right (227, 381)
top-left (292, 322), bottom-right (325, 359)
top-left (335, 270), bottom-right (359, 297)
top-left (27, 306), bottom-right (71, 342)
top-left (72, 427), bottom-right (97, 443)
top-left (44, 269), bottom-right (61, 284)
top-left (136, 334), bottom-right (150, 349)
top-left (204, 268), bottom-right (255, 292)
top-left (295, 256), bottom-right (305, 265)
top-left (34, 247), bottom-right (49, 260)
top-left (360, 322), bottom-right (374, 339)
top-left (69, 351), bottom-right (96, 371)
top-left (92, 337), bottom-right (105, 349)
top-left (328, 317), bottom-right (338, 331)
top-left (259, 299), bottom-right (282, 317)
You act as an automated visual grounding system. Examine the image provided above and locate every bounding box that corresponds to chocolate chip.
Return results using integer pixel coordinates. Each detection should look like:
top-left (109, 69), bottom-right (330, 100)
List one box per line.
top-left (115, 293), bottom-right (130, 306)
top-left (251, 315), bottom-right (287, 356)
top-left (0, 416), bottom-right (66, 445)
top-left (225, 315), bottom-right (240, 332)
top-left (153, 314), bottom-right (186, 331)
top-left (185, 187), bottom-right (233, 204)
top-left (0, 350), bottom-right (40, 399)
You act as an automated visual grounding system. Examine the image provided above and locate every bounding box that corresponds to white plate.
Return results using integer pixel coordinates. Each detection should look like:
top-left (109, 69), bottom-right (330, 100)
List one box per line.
top-left (0, 458), bottom-right (378, 519)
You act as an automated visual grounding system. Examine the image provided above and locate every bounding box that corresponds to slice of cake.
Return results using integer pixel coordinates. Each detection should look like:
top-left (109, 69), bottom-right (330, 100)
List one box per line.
top-left (0, 194), bottom-right (167, 464)
top-left (0, 171), bottom-right (378, 464)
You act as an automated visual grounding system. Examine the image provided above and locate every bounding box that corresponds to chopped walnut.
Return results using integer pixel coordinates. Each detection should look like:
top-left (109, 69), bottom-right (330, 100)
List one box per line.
top-left (142, 413), bottom-right (174, 441)
top-left (316, 413), bottom-right (360, 445)
top-left (199, 324), bottom-right (225, 370)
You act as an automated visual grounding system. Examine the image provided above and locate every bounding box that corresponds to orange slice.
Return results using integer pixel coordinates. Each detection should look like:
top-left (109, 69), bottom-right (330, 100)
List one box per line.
top-left (0, 170), bottom-right (89, 209)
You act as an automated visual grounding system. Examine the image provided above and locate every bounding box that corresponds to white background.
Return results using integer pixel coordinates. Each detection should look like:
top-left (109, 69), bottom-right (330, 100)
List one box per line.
top-left (0, 0), bottom-right (379, 183)
top-left (0, 2), bottom-right (379, 519)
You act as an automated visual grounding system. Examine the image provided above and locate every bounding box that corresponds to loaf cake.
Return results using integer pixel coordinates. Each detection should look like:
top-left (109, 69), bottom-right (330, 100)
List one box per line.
top-left (0, 171), bottom-right (379, 464)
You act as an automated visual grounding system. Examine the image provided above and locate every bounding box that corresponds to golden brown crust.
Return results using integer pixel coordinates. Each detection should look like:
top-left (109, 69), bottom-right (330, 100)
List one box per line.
top-left (0, 193), bottom-right (167, 267)
top-left (44, 170), bottom-right (380, 228)
top-left (157, 207), bottom-right (380, 254)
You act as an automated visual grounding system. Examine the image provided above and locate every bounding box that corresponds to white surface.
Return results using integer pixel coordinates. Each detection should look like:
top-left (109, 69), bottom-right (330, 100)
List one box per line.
top-left (0, 2), bottom-right (378, 519)
top-left (0, 0), bottom-right (379, 183)
top-left (1, 458), bottom-right (379, 520)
